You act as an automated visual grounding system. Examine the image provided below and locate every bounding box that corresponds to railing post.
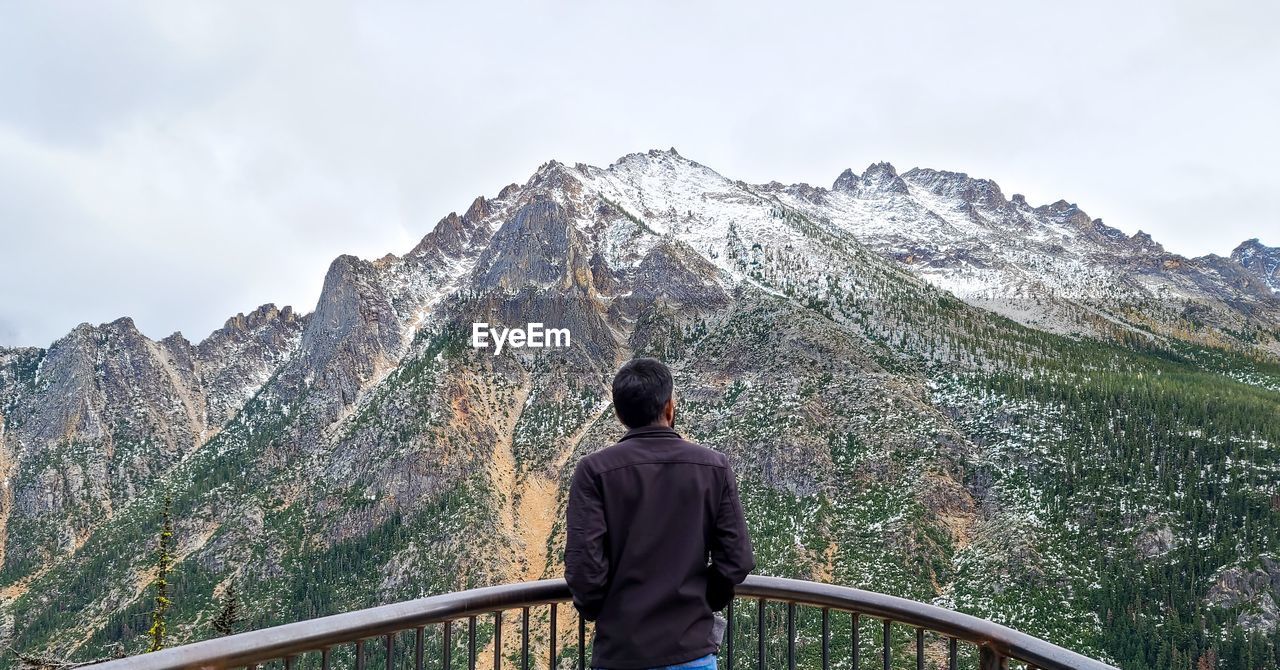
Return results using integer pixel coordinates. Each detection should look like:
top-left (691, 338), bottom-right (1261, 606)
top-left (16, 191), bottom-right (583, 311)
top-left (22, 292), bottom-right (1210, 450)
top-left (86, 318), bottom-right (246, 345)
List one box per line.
top-left (468, 616), bottom-right (477, 670)
top-left (726, 600), bottom-right (734, 670)
top-left (850, 613), bottom-right (860, 670)
top-left (786, 603), bottom-right (796, 670)
top-left (882, 620), bottom-right (890, 670)
top-left (979, 646), bottom-right (1007, 670)
top-left (756, 598), bottom-right (765, 670)
top-left (415, 628), bottom-right (425, 670)
top-left (820, 608), bottom-right (829, 670)
top-left (493, 612), bottom-right (502, 670)
top-left (578, 614), bottom-right (586, 670)
top-left (442, 621), bottom-right (452, 670)
top-left (521, 607), bottom-right (530, 670)
top-left (549, 603), bottom-right (557, 670)
top-left (356, 639), bottom-right (366, 670)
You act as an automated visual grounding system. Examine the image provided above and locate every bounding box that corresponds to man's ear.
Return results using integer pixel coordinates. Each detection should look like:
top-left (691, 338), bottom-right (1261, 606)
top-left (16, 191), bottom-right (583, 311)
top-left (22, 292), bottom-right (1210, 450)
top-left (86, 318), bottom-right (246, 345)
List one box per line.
top-left (664, 396), bottom-right (676, 426)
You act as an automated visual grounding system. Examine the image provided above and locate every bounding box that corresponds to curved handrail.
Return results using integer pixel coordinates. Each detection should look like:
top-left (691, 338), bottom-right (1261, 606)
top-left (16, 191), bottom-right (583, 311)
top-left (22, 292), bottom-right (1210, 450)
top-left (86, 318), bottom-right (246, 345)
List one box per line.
top-left (736, 576), bottom-right (1115, 670)
top-left (89, 580), bottom-right (569, 670)
top-left (86, 576), bottom-right (1116, 670)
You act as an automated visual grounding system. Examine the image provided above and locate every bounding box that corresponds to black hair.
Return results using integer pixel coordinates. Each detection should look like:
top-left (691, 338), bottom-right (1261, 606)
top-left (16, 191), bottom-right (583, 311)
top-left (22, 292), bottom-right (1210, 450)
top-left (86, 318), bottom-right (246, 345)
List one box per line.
top-left (611, 357), bottom-right (674, 428)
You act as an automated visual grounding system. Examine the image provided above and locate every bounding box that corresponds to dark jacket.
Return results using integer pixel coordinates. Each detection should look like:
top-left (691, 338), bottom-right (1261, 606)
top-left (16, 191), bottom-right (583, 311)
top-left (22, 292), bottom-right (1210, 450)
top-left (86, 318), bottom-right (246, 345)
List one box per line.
top-left (565, 425), bottom-right (755, 669)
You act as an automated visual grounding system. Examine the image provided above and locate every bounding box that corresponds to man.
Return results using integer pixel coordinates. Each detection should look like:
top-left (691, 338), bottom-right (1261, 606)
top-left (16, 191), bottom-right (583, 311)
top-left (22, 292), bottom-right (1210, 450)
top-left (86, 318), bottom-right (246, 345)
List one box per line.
top-left (565, 358), bottom-right (756, 670)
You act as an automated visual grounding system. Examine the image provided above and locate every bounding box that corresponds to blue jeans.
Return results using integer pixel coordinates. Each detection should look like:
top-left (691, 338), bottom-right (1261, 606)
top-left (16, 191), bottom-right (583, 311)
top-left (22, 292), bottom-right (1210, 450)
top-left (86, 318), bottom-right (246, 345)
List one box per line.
top-left (657, 655), bottom-right (717, 670)
top-left (596, 654), bottom-right (717, 670)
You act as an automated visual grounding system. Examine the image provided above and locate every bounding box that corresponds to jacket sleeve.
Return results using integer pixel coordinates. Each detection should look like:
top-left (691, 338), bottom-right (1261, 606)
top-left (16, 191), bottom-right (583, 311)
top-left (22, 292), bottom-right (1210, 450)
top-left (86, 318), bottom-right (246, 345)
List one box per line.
top-left (564, 460), bottom-right (609, 621)
top-left (707, 465), bottom-right (756, 611)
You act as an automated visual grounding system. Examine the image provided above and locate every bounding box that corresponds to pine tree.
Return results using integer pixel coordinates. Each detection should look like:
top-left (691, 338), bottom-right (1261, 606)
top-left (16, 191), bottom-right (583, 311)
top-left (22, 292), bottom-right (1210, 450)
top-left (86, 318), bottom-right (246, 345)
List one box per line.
top-left (211, 583), bottom-right (245, 637)
top-left (146, 494), bottom-right (174, 652)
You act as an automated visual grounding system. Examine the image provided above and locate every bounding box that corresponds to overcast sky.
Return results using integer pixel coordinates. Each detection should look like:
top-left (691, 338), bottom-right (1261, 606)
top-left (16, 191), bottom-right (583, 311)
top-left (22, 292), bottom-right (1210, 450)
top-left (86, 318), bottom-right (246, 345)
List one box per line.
top-left (1, 1), bottom-right (1276, 348)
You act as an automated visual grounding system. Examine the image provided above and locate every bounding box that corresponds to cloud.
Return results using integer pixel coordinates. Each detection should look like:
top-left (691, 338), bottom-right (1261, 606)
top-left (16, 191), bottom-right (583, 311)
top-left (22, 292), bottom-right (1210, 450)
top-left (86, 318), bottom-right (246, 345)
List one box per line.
top-left (0, 316), bottom-right (17, 347)
top-left (1, 0), bottom-right (1278, 347)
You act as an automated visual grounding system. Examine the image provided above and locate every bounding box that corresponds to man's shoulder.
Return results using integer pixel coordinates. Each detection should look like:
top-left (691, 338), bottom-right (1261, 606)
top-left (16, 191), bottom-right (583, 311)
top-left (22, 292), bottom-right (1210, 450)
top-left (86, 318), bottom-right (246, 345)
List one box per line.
top-left (673, 439), bottom-right (730, 467)
top-left (582, 435), bottom-right (729, 472)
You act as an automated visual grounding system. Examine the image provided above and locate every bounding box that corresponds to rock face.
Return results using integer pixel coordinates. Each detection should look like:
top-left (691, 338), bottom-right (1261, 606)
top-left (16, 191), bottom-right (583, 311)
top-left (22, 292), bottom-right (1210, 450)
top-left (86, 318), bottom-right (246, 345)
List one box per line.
top-left (192, 304), bottom-right (304, 428)
top-left (1135, 525), bottom-right (1175, 559)
top-left (832, 162), bottom-right (910, 196)
top-left (1206, 557), bottom-right (1280, 632)
top-left (294, 255), bottom-right (404, 408)
top-left (1232, 238), bottom-right (1280, 295)
top-left (0, 150), bottom-right (1277, 670)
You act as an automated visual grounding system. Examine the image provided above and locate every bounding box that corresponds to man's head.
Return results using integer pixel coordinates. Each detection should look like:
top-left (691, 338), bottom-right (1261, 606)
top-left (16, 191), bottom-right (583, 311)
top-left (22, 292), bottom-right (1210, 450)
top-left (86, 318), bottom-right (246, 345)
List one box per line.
top-left (611, 357), bottom-right (675, 429)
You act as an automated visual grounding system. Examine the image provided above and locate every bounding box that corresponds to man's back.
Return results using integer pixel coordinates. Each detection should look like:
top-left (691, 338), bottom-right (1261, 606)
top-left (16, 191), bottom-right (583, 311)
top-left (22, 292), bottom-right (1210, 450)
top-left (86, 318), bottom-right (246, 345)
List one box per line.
top-left (565, 425), bottom-right (755, 670)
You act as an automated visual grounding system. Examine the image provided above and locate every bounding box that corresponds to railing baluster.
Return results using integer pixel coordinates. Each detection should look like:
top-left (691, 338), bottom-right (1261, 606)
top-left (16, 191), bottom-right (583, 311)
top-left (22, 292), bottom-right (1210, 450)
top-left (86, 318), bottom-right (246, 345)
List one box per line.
top-left (549, 603), bottom-right (558, 670)
top-left (979, 646), bottom-right (1007, 670)
top-left (442, 621), bottom-right (452, 670)
top-left (851, 613), bottom-right (860, 670)
top-left (881, 620), bottom-right (890, 670)
top-left (468, 616), bottom-right (476, 670)
top-left (726, 600), bottom-right (734, 670)
top-left (493, 612), bottom-right (502, 670)
top-left (915, 628), bottom-right (923, 670)
top-left (322, 647), bottom-right (332, 670)
top-left (577, 614), bottom-right (586, 670)
top-left (756, 598), bottom-right (765, 670)
top-left (821, 608), bottom-right (829, 670)
top-left (521, 607), bottom-right (530, 670)
top-left (415, 628), bottom-right (425, 670)
top-left (286, 656), bottom-right (296, 670)
top-left (356, 639), bottom-right (366, 670)
top-left (386, 633), bottom-right (395, 670)
top-left (948, 637), bottom-right (957, 670)
top-left (786, 603), bottom-right (795, 670)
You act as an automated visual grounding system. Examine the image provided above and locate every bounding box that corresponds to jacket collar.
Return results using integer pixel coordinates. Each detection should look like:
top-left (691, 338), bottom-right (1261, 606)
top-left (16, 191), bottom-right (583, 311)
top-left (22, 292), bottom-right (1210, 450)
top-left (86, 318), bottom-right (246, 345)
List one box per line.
top-left (618, 425), bottom-right (681, 442)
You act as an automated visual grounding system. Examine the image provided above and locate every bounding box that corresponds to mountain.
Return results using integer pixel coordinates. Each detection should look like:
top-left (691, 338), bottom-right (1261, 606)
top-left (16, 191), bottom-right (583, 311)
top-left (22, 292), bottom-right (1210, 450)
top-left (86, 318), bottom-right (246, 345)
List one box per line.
top-left (0, 306), bottom-right (302, 582)
top-left (1, 149), bottom-right (1278, 670)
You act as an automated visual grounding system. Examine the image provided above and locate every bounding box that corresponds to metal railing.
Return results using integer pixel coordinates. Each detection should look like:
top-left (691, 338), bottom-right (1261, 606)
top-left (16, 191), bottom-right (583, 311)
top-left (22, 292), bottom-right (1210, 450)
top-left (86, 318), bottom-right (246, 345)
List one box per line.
top-left (87, 576), bottom-right (1117, 670)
